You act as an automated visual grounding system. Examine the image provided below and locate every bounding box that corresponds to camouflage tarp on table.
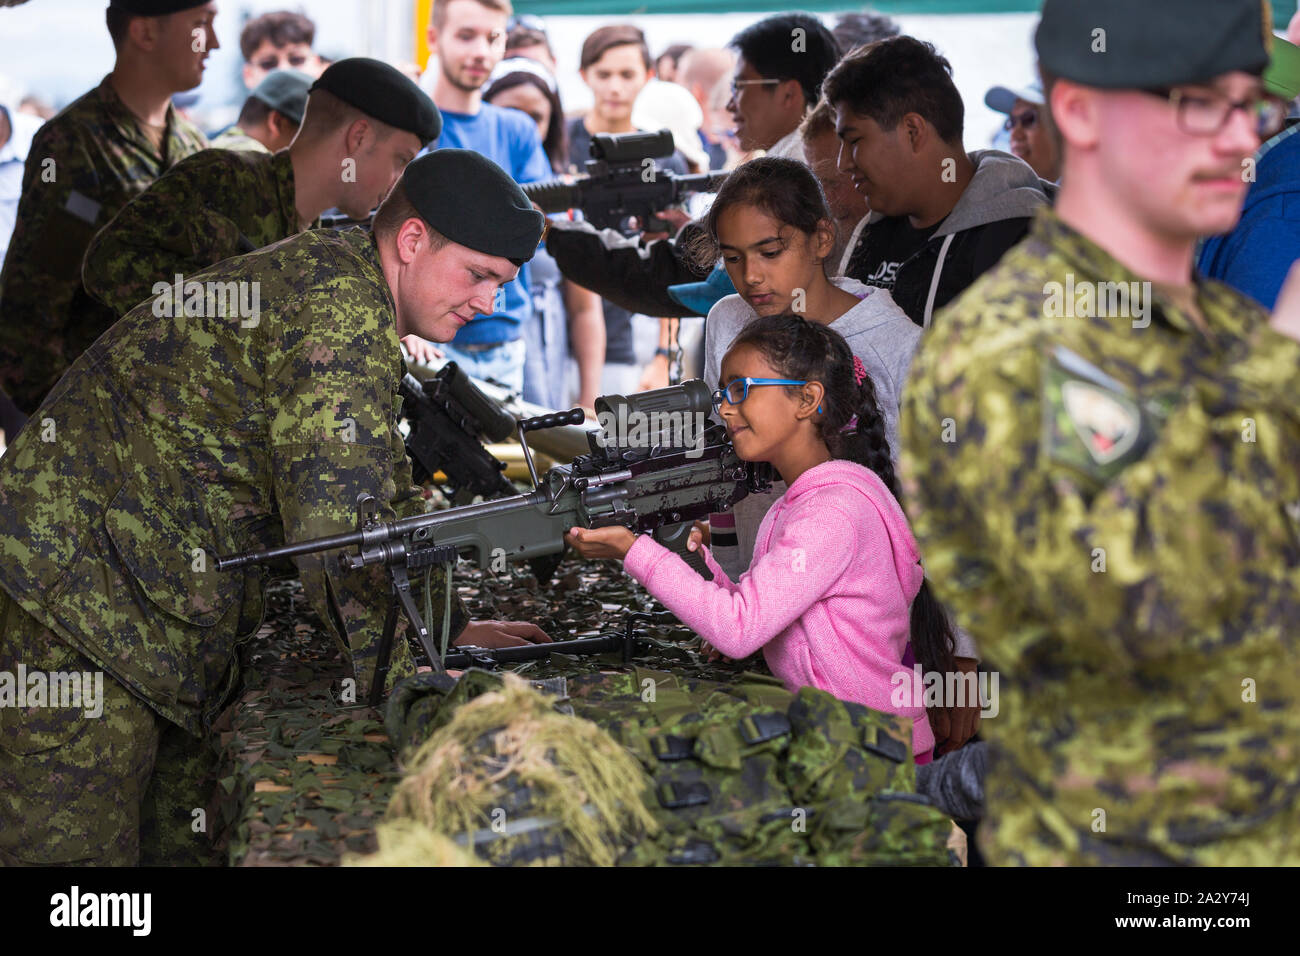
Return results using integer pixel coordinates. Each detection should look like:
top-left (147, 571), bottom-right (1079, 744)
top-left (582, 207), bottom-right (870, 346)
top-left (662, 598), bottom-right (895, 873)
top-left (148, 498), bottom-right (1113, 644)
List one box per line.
top-left (211, 558), bottom-right (762, 866)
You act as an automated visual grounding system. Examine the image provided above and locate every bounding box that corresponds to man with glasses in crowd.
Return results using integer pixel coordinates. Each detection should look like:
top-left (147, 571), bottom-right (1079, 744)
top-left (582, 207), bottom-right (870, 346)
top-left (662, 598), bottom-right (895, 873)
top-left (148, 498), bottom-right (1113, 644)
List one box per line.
top-left (727, 13), bottom-right (838, 159)
top-left (902, 0), bottom-right (1300, 865)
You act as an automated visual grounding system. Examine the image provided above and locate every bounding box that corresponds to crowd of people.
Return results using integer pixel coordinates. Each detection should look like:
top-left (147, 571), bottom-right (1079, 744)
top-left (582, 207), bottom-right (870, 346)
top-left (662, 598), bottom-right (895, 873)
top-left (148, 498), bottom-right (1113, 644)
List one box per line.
top-left (0, 0), bottom-right (1298, 869)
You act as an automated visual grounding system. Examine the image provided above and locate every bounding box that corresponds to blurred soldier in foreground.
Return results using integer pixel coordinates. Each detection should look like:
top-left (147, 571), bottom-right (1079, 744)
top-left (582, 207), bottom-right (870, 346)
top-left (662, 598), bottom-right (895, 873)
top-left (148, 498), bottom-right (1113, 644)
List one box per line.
top-left (0, 150), bottom-right (549, 866)
top-left (208, 68), bottom-right (311, 153)
top-left (0, 0), bottom-right (216, 416)
top-left (902, 0), bottom-right (1300, 865)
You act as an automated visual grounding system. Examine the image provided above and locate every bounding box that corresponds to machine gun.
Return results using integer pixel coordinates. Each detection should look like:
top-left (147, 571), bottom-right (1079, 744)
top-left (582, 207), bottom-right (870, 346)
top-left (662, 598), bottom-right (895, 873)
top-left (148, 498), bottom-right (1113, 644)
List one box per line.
top-left (523, 129), bottom-right (727, 236)
top-left (216, 381), bottom-right (770, 703)
top-left (400, 362), bottom-right (518, 503)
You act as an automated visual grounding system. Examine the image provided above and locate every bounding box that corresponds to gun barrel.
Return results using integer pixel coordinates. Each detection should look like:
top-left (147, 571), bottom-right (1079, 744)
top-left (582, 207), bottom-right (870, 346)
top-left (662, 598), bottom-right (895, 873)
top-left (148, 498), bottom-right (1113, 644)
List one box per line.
top-left (522, 179), bottom-right (579, 216)
top-left (215, 528), bottom-right (363, 571)
top-left (442, 631), bottom-right (628, 668)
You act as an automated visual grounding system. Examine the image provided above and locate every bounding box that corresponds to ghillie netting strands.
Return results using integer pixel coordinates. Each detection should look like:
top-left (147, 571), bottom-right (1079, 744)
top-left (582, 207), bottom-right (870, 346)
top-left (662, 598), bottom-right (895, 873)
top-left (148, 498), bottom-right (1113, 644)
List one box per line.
top-left (355, 673), bottom-right (658, 866)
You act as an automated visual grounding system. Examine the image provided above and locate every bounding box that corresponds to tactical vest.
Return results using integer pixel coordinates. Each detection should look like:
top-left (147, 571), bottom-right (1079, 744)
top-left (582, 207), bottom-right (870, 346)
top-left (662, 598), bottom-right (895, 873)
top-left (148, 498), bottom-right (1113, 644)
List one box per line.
top-left (384, 668), bottom-right (957, 866)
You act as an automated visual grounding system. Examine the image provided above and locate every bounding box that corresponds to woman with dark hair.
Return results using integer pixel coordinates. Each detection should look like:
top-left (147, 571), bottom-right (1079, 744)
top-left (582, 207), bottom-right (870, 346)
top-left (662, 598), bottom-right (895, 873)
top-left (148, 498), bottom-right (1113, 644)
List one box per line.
top-left (484, 59), bottom-right (568, 174)
top-left (484, 58), bottom-right (603, 411)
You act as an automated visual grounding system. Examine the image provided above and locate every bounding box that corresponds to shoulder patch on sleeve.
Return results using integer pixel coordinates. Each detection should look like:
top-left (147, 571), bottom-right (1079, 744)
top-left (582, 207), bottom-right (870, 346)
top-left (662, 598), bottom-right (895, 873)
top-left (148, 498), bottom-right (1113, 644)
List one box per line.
top-left (1042, 345), bottom-right (1155, 484)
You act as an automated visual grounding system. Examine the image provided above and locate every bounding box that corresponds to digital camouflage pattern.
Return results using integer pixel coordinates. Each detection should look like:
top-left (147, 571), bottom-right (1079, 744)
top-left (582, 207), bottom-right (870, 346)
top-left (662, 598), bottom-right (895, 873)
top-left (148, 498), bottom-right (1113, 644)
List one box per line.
top-left (83, 147), bottom-right (312, 317)
top-left (0, 590), bottom-right (220, 866)
top-left (208, 126), bottom-right (272, 154)
top-left (901, 207), bottom-right (1300, 865)
top-left (0, 226), bottom-right (468, 747)
top-left (0, 76), bottom-right (207, 412)
top-left (378, 664), bottom-right (956, 866)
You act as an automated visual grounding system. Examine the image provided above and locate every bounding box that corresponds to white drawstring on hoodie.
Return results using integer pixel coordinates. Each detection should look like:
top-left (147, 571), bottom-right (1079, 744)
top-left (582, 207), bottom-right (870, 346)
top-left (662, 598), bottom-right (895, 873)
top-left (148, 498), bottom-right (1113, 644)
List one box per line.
top-left (922, 233), bottom-right (957, 328)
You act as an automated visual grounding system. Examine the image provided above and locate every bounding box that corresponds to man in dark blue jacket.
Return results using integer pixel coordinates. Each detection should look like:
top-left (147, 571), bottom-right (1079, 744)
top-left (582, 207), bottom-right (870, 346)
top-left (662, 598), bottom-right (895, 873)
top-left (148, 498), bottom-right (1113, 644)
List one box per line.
top-left (1197, 36), bottom-right (1300, 309)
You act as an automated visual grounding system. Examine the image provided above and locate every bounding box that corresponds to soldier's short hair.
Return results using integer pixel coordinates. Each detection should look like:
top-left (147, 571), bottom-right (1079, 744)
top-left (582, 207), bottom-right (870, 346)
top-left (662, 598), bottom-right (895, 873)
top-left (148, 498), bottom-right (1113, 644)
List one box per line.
top-left (237, 95), bottom-right (295, 130)
top-left (432, 0), bottom-right (513, 31)
top-left (296, 88), bottom-right (396, 143)
top-left (239, 10), bottom-right (316, 62)
top-left (105, 7), bottom-right (135, 49)
top-left (823, 35), bottom-right (964, 146)
top-left (373, 179), bottom-right (450, 253)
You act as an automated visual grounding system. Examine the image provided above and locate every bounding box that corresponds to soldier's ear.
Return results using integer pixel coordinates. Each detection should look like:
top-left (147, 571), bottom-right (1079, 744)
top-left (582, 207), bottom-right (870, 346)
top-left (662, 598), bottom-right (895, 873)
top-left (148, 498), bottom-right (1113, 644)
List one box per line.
top-left (128, 14), bottom-right (162, 52)
top-left (345, 117), bottom-right (370, 157)
top-left (393, 216), bottom-right (426, 264)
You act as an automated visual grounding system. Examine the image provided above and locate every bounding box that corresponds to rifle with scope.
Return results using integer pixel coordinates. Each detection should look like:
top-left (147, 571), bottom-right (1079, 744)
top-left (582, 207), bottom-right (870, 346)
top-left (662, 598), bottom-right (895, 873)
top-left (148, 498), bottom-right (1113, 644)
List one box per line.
top-left (523, 129), bottom-right (727, 236)
top-left (216, 380), bottom-right (769, 703)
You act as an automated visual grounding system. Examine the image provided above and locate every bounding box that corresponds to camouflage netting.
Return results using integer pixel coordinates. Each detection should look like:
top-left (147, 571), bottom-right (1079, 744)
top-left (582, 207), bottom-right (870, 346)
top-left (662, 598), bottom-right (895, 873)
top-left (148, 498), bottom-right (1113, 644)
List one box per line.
top-left (356, 666), bottom-right (959, 867)
top-left (354, 672), bottom-right (660, 866)
top-left (211, 557), bottom-right (759, 866)
top-left (213, 560), bottom-right (961, 867)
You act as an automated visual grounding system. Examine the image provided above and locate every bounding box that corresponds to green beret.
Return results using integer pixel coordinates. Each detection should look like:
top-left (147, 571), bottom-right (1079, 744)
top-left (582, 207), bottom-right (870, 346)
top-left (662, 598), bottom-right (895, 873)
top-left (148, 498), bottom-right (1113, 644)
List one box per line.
top-left (108, 0), bottom-right (210, 13)
top-left (1036, 0), bottom-right (1271, 90)
top-left (310, 57), bottom-right (442, 147)
top-left (249, 70), bottom-right (312, 126)
top-left (401, 150), bottom-right (545, 265)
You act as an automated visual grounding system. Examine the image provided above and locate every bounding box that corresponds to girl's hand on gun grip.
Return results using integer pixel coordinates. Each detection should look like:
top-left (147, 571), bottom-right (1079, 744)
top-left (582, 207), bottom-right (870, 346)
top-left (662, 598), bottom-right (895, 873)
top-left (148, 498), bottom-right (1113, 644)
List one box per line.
top-left (564, 525), bottom-right (637, 561)
top-left (687, 521), bottom-right (710, 551)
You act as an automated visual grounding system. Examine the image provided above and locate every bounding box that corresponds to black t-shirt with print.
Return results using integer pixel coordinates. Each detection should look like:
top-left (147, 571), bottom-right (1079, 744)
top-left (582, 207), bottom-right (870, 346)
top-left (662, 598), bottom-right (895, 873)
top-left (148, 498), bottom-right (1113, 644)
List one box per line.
top-left (846, 215), bottom-right (943, 295)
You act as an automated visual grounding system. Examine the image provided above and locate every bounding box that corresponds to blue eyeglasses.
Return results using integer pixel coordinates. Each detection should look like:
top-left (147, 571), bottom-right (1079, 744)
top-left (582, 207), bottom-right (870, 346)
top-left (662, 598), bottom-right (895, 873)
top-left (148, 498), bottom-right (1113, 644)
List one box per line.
top-left (712, 377), bottom-right (808, 409)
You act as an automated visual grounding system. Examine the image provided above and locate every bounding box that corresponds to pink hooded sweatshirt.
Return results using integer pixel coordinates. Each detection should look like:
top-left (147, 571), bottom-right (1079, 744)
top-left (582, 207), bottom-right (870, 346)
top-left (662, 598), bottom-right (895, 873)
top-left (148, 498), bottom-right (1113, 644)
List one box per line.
top-left (624, 458), bottom-right (934, 761)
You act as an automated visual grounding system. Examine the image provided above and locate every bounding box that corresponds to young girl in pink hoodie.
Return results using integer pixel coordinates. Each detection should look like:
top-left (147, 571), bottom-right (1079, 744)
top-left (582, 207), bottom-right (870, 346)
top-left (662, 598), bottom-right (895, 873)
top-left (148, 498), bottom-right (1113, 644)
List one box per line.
top-left (566, 314), bottom-right (954, 764)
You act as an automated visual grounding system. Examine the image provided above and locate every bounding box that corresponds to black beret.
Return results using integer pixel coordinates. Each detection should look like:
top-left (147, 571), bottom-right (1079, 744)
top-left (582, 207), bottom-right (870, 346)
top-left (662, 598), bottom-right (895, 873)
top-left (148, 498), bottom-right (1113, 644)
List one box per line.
top-left (310, 57), bottom-right (442, 146)
top-left (249, 69), bottom-right (312, 126)
top-left (1036, 0), bottom-right (1271, 90)
top-left (108, 0), bottom-right (209, 12)
top-left (401, 150), bottom-right (545, 265)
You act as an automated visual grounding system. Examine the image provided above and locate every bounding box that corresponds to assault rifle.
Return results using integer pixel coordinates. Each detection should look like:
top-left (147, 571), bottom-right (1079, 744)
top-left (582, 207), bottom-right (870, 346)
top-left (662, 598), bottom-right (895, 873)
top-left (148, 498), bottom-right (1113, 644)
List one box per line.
top-left (216, 381), bottom-right (770, 703)
top-left (400, 362), bottom-right (517, 503)
top-left (523, 129), bottom-right (727, 236)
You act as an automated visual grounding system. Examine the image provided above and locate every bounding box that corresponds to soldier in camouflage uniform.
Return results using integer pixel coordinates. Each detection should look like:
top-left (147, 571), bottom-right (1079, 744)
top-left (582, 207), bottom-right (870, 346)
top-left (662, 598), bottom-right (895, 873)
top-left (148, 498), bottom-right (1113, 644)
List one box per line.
top-left (0, 150), bottom-right (548, 865)
top-left (0, 0), bottom-right (215, 415)
top-left (207, 68), bottom-right (312, 154)
top-left (84, 58), bottom-right (441, 320)
top-left (901, 0), bottom-right (1300, 865)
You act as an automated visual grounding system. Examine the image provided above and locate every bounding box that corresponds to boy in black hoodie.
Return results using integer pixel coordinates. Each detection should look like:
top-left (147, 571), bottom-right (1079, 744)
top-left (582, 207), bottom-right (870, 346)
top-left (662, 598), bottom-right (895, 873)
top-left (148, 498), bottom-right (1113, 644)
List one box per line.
top-left (826, 36), bottom-right (1051, 327)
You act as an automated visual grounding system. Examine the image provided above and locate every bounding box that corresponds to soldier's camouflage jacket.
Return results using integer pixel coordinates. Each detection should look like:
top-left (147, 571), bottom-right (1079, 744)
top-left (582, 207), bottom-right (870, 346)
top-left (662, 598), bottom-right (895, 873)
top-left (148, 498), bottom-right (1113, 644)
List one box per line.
top-left (83, 147), bottom-right (311, 317)
top-left (0, 227), bottom-right (467, 737)
top-left (0, 76), bottom-right (207, 413)
top-left (901, 208), bottom-right (1300, 865)
top-left (208, 126), bottom-right (272, 154)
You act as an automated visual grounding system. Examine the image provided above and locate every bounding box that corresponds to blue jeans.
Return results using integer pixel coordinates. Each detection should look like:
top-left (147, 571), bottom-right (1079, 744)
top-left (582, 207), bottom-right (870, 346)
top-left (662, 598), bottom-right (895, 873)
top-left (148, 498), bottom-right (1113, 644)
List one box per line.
top-left (439, 337), bottom-right (526, 394)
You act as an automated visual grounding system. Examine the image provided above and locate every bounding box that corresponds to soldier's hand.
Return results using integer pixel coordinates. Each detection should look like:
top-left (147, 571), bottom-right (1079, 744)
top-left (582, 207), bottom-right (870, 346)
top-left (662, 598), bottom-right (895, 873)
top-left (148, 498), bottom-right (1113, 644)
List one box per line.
top-left (1271, 260), bottom-right (1300, 341)
top-left (401, 334), bottom-right (444, 364)
top-left (564, 525), bottom-right (637, 560)
top-left (455, 619), bottom-right (552, 648)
